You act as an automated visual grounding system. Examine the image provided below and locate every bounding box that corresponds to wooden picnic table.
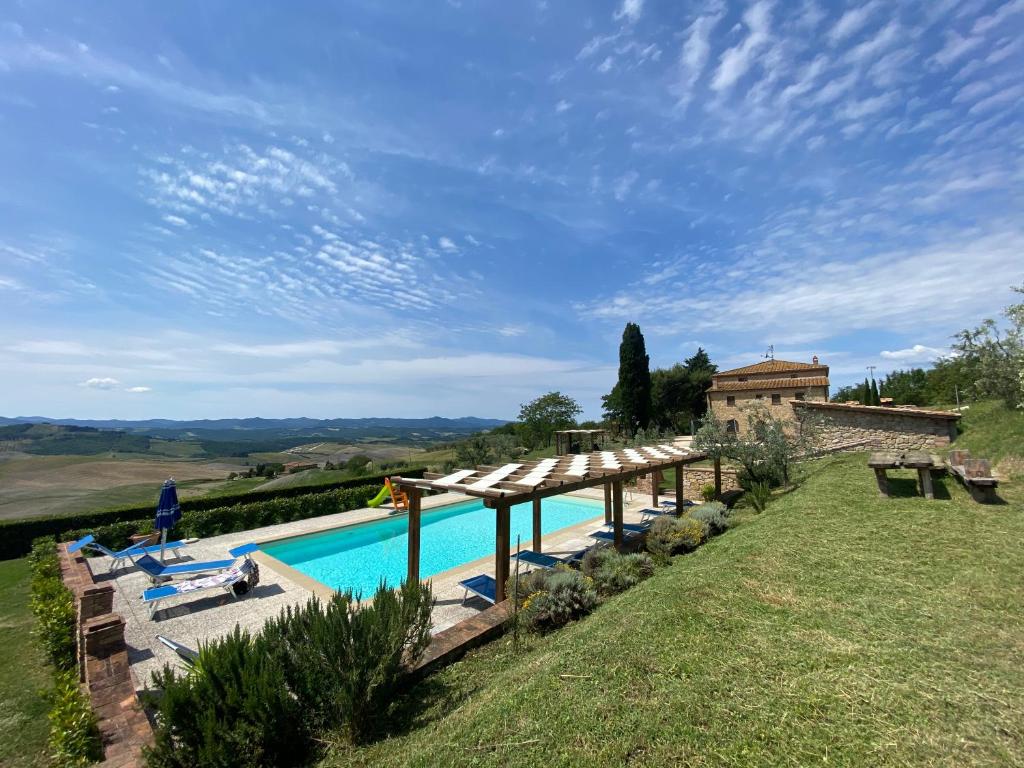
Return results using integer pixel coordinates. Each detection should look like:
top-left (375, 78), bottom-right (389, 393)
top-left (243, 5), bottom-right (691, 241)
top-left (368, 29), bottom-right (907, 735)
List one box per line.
top-left (868, 451), bottom-right (943, 499)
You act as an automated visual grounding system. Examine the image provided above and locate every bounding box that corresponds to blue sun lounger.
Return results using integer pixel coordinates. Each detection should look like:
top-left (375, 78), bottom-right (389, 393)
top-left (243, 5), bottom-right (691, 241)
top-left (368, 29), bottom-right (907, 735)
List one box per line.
top-left (68, 533), bottom-right (190, 572)
top-left (135, 543), bottom-right (259, 583)
top-left (459, 573), bottom-right (497, 605)
top-left (513, 549), bottom-right (587, 570)
top-left (640, 507), bottom-right (676, 521)
top-left (589, 522), bottom-right (648, 543)
top-left (143, 557), bottom-right (257, 618)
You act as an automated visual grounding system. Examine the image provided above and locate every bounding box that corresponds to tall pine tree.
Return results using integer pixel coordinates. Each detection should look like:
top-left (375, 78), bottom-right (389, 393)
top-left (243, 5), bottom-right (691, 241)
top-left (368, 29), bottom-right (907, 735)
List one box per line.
top-left (870, 378), bottom-right (880, 406)
top-left (862, 377), bottom-right (871, 405)
top-left (614, 322), bottom-right (652, 435)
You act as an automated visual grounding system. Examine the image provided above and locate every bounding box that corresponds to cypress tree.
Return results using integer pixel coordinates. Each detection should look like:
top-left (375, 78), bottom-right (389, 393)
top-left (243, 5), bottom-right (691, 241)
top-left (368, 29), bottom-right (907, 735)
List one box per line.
top-left (615, 323), bottom-right (652, 434)
top-left (862, 378), bottom-right (871, 405)
top-left (870, 378), bottom-right (880, 406)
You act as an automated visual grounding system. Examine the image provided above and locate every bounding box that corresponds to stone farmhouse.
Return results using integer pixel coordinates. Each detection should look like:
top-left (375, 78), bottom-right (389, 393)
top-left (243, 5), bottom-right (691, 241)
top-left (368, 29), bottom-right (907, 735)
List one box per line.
top-left (706, 356), bottom-right (959, 450)
top-left (706, 357), bottom-right (830, 434)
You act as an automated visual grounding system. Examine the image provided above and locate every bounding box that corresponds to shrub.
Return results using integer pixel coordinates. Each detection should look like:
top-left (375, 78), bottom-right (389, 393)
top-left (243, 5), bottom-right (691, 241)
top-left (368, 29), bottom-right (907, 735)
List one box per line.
top-left (519, 569), bottom-right (598, 632)
top-left (700, 482), bottom-right (717, 502)
top-left (261, 579), bottom-right (433, 744)
top-left (645, 516), bottom-right (708, 563)
top-left (147, 578), bottom-right (434, 764)
top-left (746, 481), bottom-right (772, 513)
top-left (48, 668), bottom-right (103, 768)
top-left (28, 537), bottom-right (76, 670)
top-left (581, 548), bottom-right (655, 595)
top-left (688, 501), bottom-right (730, 536)
top-left (146, 627), bottom-right (308, 768)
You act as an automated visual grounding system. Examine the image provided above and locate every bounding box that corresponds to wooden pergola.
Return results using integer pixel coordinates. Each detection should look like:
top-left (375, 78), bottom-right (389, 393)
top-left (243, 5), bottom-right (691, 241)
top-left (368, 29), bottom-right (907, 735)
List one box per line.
top-left (392, 443), bottom-right (714, 602)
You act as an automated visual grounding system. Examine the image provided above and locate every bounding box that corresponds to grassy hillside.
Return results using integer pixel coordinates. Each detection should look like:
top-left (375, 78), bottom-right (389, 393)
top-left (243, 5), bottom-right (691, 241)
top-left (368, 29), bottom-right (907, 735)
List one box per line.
top-left (0, 559), bottom-right (51, 768)
top-left (325, 452), bottom-right (1022, 767)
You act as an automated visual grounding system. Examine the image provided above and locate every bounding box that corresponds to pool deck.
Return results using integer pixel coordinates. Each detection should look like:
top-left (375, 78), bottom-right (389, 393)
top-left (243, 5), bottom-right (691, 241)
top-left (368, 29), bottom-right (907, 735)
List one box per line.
top-left (89, 486), bottom-right (664, 691)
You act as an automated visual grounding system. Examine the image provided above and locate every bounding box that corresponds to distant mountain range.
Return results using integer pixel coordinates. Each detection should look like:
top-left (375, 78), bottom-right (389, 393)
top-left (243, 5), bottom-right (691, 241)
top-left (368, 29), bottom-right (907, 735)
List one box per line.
top-left (0, 415), bottom-right (508, 432)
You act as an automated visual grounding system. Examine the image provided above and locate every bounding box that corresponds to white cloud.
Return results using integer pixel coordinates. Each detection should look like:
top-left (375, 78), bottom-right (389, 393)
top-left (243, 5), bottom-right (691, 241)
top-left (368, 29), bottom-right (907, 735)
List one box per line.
top-left (613, 171), bottom-right (639, 201)
top-left (880, 344), bottom-right (946, 362)
top-left (125, 386), bottom-right (152, 393)
top-left (930, 32), bottom-right (984, 68)
top-left (162, 214), bottom-right (188, 227)
top-left (597, 56), bottom-right (614, 73)
top-left (827, 1), bottom-right (881, 45)
top-left (613, 0), bottom-right (644, 24)
top-left (555, 99), bottom-right (572, 113)
top-left (80, 377), bottom-right (121, 389)
top-left (438, 236), bottom-right (459, 252)
top-left (675, 11), bottom-right (723, 107)
top-left (710, 1), bottom-right (772, 92)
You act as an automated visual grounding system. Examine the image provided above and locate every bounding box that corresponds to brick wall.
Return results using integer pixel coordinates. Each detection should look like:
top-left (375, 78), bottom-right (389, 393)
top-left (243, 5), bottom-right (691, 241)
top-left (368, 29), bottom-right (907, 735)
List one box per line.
top-left (793, 401), bottom-right (959, 451)
top-left (59, 545), bottom-right (153, 767)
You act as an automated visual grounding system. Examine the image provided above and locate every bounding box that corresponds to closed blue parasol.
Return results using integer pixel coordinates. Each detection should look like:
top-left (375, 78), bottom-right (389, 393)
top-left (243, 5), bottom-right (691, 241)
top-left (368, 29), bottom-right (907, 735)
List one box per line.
top-left (155, 479), bottom-right (181, 563)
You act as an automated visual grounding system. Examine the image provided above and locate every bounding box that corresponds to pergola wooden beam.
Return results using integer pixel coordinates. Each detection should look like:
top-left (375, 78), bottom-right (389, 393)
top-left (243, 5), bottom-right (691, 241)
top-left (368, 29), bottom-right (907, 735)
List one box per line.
top-left (394, 444), bottom-right (708, 603)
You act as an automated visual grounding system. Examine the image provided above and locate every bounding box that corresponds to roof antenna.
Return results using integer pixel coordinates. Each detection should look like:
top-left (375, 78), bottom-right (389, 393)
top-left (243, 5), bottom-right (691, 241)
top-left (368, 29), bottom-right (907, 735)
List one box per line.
top-left (764, 344), bottom-right (774, 360)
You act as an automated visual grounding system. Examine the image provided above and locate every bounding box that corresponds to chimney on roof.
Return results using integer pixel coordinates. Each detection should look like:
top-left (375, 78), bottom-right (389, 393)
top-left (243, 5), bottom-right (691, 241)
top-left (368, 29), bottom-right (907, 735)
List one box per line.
top-left (812, 355), bottom-right (819, 365)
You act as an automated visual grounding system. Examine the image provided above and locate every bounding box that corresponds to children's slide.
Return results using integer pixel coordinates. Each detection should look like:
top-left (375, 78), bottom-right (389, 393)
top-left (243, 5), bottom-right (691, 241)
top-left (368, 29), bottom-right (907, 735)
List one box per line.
top-left (367, 485), bottom-right (390, 508)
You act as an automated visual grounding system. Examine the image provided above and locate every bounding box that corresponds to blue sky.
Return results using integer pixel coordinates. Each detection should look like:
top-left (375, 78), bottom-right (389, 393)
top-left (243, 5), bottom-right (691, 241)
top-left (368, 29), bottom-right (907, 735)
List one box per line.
top-left (1, 1), bottom-right (1022, 420)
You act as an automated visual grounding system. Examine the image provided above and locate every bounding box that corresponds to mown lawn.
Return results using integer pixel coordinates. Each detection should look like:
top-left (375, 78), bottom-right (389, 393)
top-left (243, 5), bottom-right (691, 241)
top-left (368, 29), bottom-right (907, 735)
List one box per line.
top-left (0, 558), bottom-right (51, 768)
top-left (323, 452), bottom-right (1023, 767)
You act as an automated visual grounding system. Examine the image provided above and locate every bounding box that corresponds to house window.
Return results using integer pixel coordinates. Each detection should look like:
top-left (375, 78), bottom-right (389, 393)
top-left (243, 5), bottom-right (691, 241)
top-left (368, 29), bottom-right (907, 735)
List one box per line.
top-left (795, 392), bottom-right (805, 401)
top-left (726, 419), bottom-right (739, 434)
top-left (790, 373), bottom-right (797, 378)
top-left (726, 395), bottom-right (735, 406)
top-left (755, 393), bottom-right (763, 400)
top-left (738, 377), bottom-right (748, 382)
top-left (771, 394), bottom-right (781, 405)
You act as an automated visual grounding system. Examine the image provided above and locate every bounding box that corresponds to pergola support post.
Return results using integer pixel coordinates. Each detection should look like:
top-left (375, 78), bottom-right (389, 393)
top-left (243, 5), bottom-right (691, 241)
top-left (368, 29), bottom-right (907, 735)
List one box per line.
top-left (603, 483), bottom-right (612, 524)
top-left (651, 470), bottom-right (660, 508)
top-left (714, 456), bottom-right (722, 500)
top-left (406, 487), bottom-right (422, 584)
top-left (674, 462), bottom-right (684, 508)
top-left (495, 502), bottom-right (511, 602)
top-left (612, 480), bottom-right (624, 549)
top-left (532, 498), bottom-right (542, 552)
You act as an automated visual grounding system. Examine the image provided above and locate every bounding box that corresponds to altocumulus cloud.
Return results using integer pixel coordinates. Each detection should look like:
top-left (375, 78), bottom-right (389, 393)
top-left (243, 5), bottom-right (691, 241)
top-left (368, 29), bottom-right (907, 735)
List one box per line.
top-left (125, 386), bottom-right (152, 393)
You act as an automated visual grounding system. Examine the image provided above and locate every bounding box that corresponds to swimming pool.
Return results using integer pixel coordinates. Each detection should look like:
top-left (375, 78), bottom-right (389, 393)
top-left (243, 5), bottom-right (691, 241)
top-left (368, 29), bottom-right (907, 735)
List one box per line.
top-left (261, 495), bottom-right (604, 595)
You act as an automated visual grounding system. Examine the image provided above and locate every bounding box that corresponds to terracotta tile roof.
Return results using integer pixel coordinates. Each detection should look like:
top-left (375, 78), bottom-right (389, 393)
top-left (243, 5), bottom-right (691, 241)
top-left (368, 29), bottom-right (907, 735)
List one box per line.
top-left (714, 359), bottom-right (828, 377)
top-left (710, 376), bottom-right (830, 392)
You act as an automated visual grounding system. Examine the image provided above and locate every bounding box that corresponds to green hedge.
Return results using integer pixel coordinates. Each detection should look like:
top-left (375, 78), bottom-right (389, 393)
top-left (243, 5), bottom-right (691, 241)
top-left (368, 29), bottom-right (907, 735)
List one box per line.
top-left (63, 484), bottom-right (385, 554)
top-left (0, 468), bottom-right (425, 560)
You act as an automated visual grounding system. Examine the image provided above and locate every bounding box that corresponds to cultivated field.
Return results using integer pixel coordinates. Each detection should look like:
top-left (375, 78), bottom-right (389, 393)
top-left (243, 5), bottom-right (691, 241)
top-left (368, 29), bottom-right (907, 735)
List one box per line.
top-left (0, 453), bottom-right (240, 520)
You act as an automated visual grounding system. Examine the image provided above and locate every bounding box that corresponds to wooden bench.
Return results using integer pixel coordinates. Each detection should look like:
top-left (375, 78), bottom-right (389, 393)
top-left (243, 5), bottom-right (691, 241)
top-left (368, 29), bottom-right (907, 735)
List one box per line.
top-left (945, 449), bottom-right (1000, 503)
top-left (869, 451), bottom-right (943, 499)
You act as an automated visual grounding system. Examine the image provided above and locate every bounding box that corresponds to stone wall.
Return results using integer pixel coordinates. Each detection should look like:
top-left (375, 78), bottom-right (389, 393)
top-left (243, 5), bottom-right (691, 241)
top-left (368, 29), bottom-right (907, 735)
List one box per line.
top-left (635, 467), bottom-right (740, 501)
top-left (59, 545), bottom-right (153, 768)
top-left (793, 401), bottom-right (959, 452)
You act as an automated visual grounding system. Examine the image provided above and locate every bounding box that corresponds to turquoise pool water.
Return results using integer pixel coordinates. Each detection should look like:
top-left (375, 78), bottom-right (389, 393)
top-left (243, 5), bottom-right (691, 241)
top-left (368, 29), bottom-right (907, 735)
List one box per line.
top-left (262, 496), bottom-right (604, 595)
